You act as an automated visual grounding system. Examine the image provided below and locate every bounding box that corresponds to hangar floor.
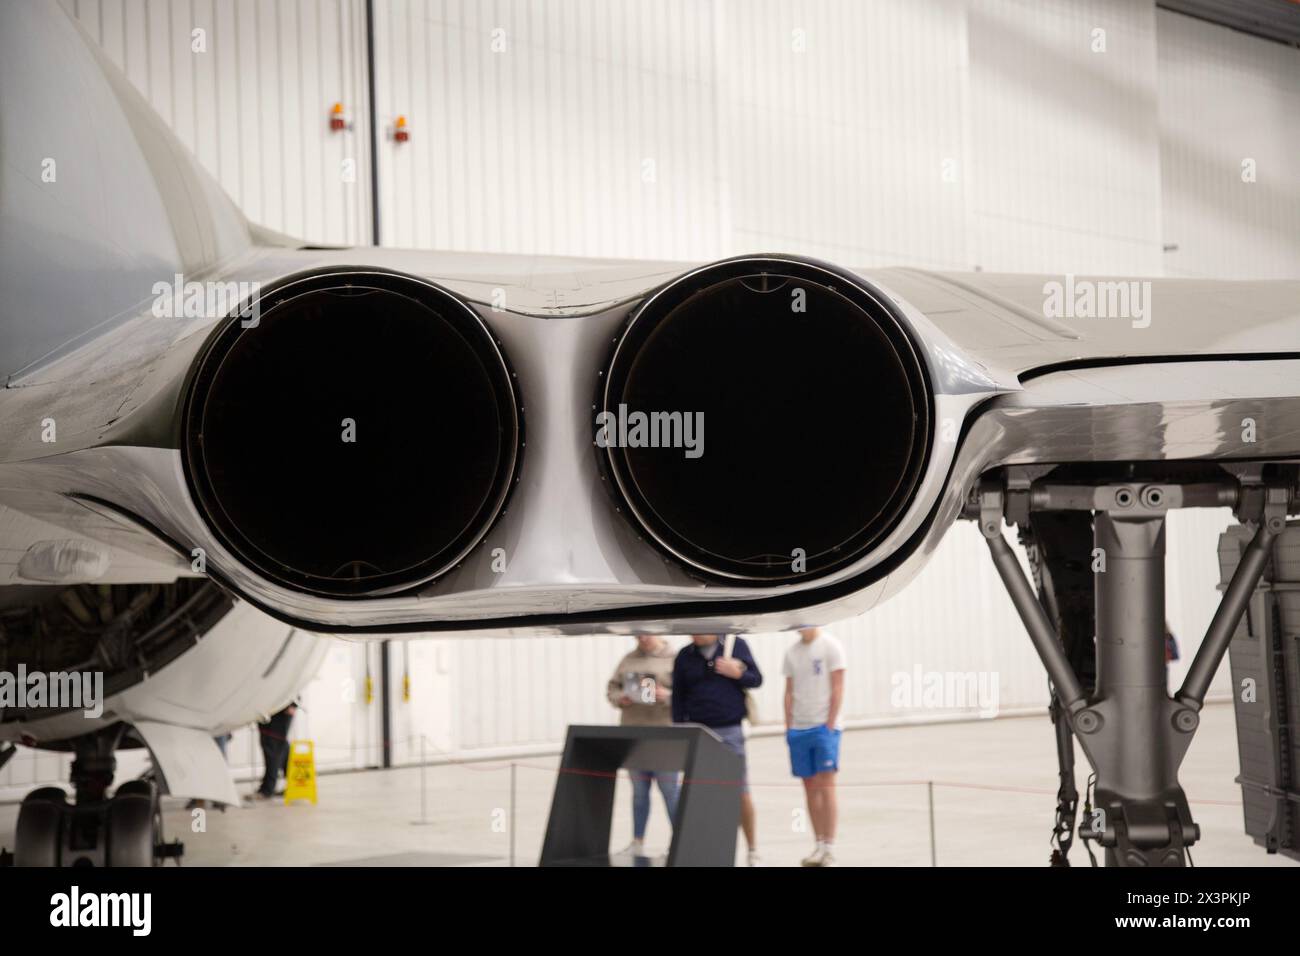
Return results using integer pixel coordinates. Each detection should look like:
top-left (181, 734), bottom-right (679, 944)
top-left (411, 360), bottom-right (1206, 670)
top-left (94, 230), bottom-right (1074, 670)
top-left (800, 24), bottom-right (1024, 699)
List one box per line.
top-left (1, 701), bottom-right (1291, 867)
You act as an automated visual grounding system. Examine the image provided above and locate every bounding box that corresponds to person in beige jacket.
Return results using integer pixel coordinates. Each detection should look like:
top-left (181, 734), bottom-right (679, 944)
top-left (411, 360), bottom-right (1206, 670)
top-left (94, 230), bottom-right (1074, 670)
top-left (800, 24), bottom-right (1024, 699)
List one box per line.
top-left (606, 634), bottom-right (680, 855)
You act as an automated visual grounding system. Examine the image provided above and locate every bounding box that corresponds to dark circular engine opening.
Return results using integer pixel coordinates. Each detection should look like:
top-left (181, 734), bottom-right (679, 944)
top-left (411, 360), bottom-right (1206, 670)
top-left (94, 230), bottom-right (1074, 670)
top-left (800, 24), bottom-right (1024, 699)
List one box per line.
top-left (184, 271), bottom-right (521, 597)
top-left (601, 257), bottom-right (931, 582)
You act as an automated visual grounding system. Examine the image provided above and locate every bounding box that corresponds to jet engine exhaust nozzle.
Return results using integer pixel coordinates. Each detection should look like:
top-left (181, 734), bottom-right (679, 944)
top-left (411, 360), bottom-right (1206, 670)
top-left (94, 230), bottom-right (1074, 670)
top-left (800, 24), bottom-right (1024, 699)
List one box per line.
top-left (183, 270), bottom-right (522, 598)
top-left (600, 256), bottom-right (932, 583)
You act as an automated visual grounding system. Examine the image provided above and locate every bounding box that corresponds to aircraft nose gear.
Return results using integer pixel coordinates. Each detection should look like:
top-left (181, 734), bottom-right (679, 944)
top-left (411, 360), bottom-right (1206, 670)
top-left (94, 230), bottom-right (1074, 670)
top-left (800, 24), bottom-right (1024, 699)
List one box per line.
top-left (5, 725), bottom-right (184, 867)
top-left (969, 467), bottom-right (1296, 866)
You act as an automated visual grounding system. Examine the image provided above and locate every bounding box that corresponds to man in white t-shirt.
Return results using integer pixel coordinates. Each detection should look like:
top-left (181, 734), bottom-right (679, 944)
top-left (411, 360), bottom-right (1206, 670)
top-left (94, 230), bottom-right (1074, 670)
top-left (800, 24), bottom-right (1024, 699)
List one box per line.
top-left (782, 626), bottom-right (846, 867)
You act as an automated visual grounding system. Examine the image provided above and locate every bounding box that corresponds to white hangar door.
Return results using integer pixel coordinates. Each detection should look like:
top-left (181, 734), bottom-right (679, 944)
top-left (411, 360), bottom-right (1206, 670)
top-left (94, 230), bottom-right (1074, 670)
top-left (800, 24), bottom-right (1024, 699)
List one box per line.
top-left (366, 0), bottom-right (729, 258)
top-left (57, 0), bottom-right (375, 246)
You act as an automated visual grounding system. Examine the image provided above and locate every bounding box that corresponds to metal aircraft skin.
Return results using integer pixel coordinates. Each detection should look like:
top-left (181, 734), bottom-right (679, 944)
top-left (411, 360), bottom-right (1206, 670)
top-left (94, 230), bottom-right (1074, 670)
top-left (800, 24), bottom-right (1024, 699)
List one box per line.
top-left (2, 2), bottom-right (1299, 865)
top-left (4, 5), bottom-right (1298, 638)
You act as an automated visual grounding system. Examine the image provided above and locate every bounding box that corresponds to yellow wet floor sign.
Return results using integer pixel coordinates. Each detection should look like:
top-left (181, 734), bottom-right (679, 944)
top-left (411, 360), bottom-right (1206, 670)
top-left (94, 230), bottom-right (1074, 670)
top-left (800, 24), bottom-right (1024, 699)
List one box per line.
top-left (285, 740), bottom-right (317, 805)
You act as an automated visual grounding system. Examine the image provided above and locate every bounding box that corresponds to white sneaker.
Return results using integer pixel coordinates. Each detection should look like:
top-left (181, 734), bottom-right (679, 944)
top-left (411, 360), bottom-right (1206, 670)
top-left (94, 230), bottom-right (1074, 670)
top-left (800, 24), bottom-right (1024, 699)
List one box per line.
top-left (617, 841), bottom-right (646, 858)
top-left (802, 844), bottom-right (827, 867)
top-left (747, 849), bottom-right (762, 867)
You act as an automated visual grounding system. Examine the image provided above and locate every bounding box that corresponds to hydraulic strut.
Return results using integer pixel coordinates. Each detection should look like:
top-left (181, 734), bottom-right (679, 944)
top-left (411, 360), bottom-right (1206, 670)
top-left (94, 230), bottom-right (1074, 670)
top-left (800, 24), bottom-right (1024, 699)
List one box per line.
top-left (973, 474), bottom-right (1291, 866)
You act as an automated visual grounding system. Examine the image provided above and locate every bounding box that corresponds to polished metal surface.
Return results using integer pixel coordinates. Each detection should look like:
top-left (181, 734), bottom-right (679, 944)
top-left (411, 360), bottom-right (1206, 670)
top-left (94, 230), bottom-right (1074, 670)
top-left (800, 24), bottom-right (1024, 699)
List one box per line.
top-left (2, 1), bottom-right (1298, 635)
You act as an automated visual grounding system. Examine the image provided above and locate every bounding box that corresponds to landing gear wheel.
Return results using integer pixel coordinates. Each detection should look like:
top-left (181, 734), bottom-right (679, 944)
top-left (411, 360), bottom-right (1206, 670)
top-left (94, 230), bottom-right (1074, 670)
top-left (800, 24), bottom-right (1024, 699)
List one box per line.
top-left (107, 780), bottom-right (159, 867)
top-left (14, 787), bottom-right (66, 867)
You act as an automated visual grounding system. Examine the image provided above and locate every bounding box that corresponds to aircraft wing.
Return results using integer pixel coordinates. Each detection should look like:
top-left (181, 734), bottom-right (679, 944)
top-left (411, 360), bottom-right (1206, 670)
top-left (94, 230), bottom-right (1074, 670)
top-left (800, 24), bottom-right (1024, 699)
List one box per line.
top-left (2, 0), bottom-right (1298, 637)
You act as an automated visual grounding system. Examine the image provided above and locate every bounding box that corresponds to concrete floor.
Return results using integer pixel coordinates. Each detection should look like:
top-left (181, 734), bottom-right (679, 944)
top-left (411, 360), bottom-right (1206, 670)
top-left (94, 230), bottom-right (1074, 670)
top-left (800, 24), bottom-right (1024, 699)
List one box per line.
top-left (2, 701), bottom-right (1294, 867)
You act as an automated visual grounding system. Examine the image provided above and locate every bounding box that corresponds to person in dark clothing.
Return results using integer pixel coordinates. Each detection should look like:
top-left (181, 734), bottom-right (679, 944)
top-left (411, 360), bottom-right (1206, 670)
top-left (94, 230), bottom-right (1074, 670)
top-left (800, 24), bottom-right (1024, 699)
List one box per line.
top-left (671, 633), bottom-right (763, 864)
top-left (256, 702), bottom-right (297, 799)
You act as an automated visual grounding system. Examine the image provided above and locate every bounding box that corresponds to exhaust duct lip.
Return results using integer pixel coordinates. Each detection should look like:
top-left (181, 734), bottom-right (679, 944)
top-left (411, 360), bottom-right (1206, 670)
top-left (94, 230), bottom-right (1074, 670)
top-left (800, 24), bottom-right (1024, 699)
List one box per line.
top-left (599, 254), bottom-right (933, 584)
top-left (182, 268), bottom-right (523, 599)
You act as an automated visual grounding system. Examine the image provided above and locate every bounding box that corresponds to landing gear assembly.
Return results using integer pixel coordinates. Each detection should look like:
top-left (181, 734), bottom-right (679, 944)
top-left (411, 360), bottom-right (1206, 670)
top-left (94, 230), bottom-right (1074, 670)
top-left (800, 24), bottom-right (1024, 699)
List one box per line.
top-left (969, 464), bottom-right (1297, 867)
top-left (7, 725), bottom-right (183, 867)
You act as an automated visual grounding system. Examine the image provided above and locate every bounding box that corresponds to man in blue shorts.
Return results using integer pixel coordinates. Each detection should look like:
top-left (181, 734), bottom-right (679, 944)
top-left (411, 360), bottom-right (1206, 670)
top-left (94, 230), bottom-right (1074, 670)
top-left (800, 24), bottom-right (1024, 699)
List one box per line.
top-left (783, 626), bottom-right (846, 866)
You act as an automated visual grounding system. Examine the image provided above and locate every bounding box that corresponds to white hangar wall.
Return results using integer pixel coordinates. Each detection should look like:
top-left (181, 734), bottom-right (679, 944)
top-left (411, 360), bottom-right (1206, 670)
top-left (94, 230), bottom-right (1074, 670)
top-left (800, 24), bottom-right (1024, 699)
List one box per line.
top-left (56, 0), bottom-right (375, 245)
top-left (1156, 8), bottom-right (1300, 280)
top-left (371, 0), bottom-right (727, 259)
top-left (370, 0), bottom-right (1173, 272)
top-left (369, 0), bottom-right (1297, 764)
top-left (5, 1), bottom-right (1297, 791)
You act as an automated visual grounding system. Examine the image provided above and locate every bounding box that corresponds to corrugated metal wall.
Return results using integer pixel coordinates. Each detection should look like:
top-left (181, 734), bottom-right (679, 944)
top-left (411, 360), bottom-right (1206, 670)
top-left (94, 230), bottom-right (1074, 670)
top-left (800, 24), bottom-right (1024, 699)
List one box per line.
top-left (370, 0), bottom-right (726, 258)
top-left (384, 507), bottom-right (1238, 760)
top-left (388, 526), bottom-right (1052, 758)
top-left (7, 2), bottom-right (1300, 792)
top-left (1157, 7), bottom-right (1300, 279)
top-left (715, 0), bottom-right (971, 269)
top-left (967, 0), bottom-right (1164, 273)
top-left (58, 0), bottom-right (373, 245)
top-left (371, 0), bottom-right (1286, 763)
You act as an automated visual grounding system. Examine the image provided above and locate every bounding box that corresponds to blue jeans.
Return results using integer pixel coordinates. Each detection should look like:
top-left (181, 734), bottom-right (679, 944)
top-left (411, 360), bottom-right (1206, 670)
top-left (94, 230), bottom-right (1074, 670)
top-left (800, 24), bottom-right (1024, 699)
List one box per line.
top-left (712, 723), bottom-right (749, 794)
top-left (630, 769), bottom-right (681, 839)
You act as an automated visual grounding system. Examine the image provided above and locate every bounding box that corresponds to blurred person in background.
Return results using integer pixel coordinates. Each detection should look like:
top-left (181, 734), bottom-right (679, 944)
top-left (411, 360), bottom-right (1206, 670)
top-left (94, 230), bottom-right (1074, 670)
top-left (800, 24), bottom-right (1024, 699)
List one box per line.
top-left (606, 633), bottom-right (679, 857)
top-left (783, 625), bottom-right (846, 867)
top-left (672, 632), bottom-right (763, 865)
top-left (255, 701), bottom-right (297, 800)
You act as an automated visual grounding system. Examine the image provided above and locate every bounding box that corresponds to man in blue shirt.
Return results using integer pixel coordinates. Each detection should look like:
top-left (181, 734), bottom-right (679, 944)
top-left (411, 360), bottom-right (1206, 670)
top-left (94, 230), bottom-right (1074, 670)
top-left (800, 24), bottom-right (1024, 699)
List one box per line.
top-left (672, 633), bottom-right (763, 865)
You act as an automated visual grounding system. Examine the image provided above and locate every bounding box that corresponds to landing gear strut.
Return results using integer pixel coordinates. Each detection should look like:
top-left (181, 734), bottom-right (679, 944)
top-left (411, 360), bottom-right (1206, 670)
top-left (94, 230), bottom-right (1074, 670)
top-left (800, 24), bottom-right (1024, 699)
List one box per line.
top-left (8, 724), bottom-right (183, 867)
top-left (973, 470), bottom-right (1293, 866)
